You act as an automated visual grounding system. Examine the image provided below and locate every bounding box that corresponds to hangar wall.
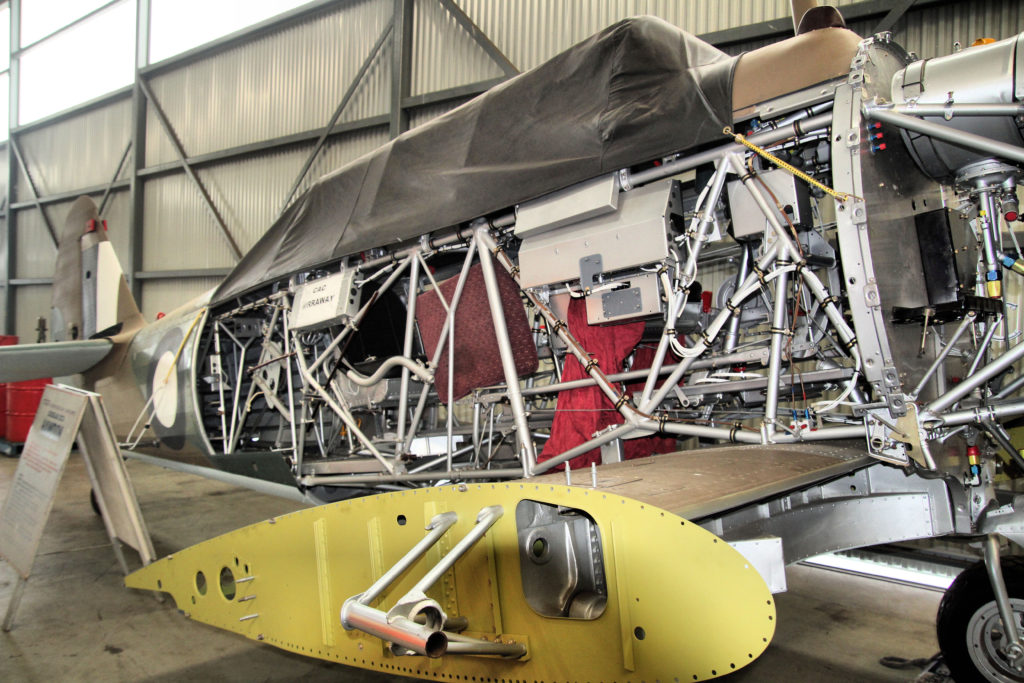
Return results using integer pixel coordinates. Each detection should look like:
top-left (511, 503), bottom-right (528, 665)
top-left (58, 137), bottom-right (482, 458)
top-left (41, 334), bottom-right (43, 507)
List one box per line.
top-left (2, 0), bottom-right (1023, 340)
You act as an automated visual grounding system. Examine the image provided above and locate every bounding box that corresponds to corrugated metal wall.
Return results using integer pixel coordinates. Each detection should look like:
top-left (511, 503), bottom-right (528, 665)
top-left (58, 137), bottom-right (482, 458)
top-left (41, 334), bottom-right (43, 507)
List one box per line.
top-left (6, 0), bottom-right (1024, 340)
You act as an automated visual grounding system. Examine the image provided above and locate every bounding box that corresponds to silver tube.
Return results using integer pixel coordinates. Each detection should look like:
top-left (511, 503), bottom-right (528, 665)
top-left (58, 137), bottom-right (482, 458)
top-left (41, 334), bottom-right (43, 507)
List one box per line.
top-left (299, 467), bottom-right (524, 486)
top-left (928, 399), bottom-right (1024, 427)
top-left (476, 227), bottom-right (538, 475)
top-left (864, 107), bottom-right (1024, 165)
top-left (995, 372), bottom-right (1024, 400)
top-left (968, 316), bottom-right (1002, 377)
top-left (403, 238), bottom-right (478, 452)
top-left (446, 633), bottom-right (526, 658)
top-left (518, 349), bottom-right (768, 397)
top-left (926, 336), bottom-right (1024, 414)
top-left (764, 267), bottom-right (790, 440)
top-left (681, 158), bottom-right (731, 281)
top-left (983, 535), bottom-right (1024, 658)
top-left (624, 112), bottom-right (833, 187)
top-left (340, 602), bottom-right (448, 658)
top-left (641, 243), bottom-right (781, 412)
top-left (911, 312), bottom-right (976, 399)
top-left (293, 343), bottom-right (394, 473)
top-left (362, 512), bottom-right (457, 605)
top-left (348, 355), bottom-right (432, 387)
top-left (724, 245), bottom-right (752, 351)
top-left (281, 304), bottom-right (300, 468)
top-left (397, 253), bottom-right (421, 443)
top-left (409, 506), bottom-right (502, 596)
top-left (890, 103), bottom-right (1024, 117)
top-left (531, 423), bottom-right (637, 475)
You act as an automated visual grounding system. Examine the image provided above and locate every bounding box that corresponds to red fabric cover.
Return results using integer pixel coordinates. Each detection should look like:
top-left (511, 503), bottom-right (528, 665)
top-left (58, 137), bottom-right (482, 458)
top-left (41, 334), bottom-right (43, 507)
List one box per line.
top-left (416, 257), bottom-right (538, 404)
top-left (539, 299), bottom-right (644, 469)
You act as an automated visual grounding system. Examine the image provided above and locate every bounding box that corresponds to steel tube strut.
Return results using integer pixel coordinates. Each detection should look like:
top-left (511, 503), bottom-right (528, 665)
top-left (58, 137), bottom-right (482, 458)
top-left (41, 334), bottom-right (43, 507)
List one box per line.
top-left (864, 107), bottom-right (1024, 165)
top-left (983, 535), bottom-right (1024, 666)
top-left (475, 227), bottom-right (538, 475)
top-left (926, 333), bottom-right (1024, 414)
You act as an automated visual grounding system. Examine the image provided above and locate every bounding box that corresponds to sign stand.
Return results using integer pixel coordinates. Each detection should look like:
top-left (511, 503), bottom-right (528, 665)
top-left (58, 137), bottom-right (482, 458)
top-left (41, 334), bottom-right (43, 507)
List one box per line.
top-left (0, 385), bottom-right (155, 631)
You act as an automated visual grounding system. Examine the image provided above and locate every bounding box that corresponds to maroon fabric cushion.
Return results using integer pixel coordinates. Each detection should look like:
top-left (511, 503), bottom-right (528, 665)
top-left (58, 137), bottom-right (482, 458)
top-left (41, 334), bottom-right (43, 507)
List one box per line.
top-left (417, 257), bottom-right (538, 404)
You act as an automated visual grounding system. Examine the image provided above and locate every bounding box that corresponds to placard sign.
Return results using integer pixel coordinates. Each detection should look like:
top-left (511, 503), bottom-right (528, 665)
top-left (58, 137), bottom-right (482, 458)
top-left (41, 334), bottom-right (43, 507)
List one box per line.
top-left (0, 385), bottom-right (155, 631)
top-left (0, 386), bottom-right (88, 577)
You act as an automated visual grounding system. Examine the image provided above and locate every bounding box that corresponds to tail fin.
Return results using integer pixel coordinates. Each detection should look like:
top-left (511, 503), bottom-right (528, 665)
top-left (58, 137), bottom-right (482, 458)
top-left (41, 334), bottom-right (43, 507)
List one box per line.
top-left (51, 196), bottom-right (143, 341)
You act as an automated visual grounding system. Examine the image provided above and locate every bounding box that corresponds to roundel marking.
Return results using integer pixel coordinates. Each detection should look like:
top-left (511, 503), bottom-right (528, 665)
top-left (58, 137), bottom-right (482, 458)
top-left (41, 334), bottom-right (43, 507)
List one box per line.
top-left (147, 326), bottom-right (187, 450)
top-left (151, 350), bottom-right (178, 429)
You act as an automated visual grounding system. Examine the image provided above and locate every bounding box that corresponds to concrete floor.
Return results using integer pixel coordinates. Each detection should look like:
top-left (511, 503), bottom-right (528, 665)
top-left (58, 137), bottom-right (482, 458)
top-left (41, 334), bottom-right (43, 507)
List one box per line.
top-left (0, 454), bottom-right (944, 682)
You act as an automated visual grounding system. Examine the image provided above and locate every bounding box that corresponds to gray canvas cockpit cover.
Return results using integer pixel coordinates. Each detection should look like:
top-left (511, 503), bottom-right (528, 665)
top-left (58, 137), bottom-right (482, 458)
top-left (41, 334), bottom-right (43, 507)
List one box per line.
top-left (214, 16), bottom-right (737, 303)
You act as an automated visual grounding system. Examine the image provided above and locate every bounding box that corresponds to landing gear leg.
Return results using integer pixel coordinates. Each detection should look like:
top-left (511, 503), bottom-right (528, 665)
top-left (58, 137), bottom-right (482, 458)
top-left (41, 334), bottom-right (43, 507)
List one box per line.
top-left (938, 536), bottom-right (1024, 682)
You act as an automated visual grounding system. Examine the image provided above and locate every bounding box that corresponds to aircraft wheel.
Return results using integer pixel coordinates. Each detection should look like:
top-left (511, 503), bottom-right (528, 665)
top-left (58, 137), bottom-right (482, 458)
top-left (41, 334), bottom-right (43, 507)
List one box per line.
top-left (938, 556), bottom-right (1024, 682)
top-left (89, 488), bottom-right (101, 516)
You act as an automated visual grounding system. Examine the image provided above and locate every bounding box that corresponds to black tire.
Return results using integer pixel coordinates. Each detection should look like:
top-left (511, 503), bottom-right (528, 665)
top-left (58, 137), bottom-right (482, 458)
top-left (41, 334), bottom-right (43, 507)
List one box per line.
top-left (938, 556), bottom-right (1024, 682)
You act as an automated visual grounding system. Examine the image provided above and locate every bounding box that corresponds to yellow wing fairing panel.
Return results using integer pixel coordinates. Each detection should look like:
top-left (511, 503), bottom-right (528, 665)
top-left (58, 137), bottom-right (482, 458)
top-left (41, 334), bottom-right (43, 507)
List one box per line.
top-left (126, 483), bottom-right (774, 681)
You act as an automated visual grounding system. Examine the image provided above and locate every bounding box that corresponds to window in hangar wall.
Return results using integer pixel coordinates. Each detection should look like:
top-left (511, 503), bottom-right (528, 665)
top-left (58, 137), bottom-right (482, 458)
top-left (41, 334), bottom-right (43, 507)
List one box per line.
top-left (0, 4), bottom-right (8, 141)
top-left (18, 0), bottom-right (134, 124)
top-left (14, 0), bottom-right (314, 126)
top-left (147, 0), bottom-right (314, 63)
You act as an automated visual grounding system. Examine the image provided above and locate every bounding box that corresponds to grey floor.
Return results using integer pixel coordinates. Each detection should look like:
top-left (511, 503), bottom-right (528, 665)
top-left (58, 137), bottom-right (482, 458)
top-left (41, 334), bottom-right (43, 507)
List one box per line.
top-left (0, 454), bottom-right (944, 682)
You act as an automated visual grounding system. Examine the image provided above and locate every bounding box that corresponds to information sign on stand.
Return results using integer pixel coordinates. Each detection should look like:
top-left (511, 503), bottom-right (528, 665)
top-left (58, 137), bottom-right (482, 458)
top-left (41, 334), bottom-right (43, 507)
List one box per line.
top-left (0, 385), bottom-right (155, 631)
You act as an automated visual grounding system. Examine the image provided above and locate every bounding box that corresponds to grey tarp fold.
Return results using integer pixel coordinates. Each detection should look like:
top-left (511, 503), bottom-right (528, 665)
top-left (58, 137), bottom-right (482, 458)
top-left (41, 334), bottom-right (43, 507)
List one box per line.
top-left (214, 16), bottom-right (738, 303)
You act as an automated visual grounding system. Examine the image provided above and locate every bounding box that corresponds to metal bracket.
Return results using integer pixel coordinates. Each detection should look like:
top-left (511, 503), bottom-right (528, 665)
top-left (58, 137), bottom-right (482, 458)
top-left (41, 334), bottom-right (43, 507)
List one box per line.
top-left (579, 254), bottom-right (603, 291)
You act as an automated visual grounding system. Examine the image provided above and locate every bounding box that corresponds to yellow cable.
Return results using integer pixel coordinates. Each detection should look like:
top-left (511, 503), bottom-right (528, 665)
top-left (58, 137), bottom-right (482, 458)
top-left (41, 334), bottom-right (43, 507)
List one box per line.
top-left (164, 307), bottom-right (207, 384)
top-left (724, 127), bottom-right (860, 203)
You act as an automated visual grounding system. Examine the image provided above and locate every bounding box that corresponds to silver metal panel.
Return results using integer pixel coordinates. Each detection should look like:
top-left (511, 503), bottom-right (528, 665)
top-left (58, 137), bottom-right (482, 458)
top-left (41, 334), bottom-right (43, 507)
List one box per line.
top-left (139, 278), bottom-right (220, 322)
top-left (515, 174), bottom-right (618, 238)
top-left (518, 179), bottom-right (672, 288)
top-left (728, 538), bottom-right (787, 594)
top-left (14, 99), bottom-right (130, 201)
top-left (717, 493), bottom-right (937, 564)
top-left (411, 0), bottom-right (505, 97)
top-left (144, 0), bottom-right (392, 166)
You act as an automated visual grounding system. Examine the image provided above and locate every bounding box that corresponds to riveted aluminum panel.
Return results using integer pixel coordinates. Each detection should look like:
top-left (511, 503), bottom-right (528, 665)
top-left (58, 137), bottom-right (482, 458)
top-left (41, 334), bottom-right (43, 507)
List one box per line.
top-left (144, 0), bottom-right (392, 166)
top-left (15, 98), bottom-right (131, 201)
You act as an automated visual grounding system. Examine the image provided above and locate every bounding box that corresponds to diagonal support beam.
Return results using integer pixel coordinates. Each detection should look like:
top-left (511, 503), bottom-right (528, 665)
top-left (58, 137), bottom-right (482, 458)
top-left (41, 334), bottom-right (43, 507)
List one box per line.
top-left (278, 18), bottom-right (395, 217)
top-left (873, 0), bottom-right (915, 34)
top-left (137, 76), bottom-right (243, 260)
top-left (438, 0), bottom-right (518, 77)
top-left (98, 141), bottom-right (132, 217)
top-left (10, 137), bottom-right (58, 247)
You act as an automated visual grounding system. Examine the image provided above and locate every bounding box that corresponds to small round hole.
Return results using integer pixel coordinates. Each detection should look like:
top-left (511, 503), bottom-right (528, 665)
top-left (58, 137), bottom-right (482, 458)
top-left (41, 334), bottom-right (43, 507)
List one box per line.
top-left (634, 626), bottom-right (646, 640)
top-left (397, 515), bottom-right (407, 526)
top-left (195, 571), bottom-right (207, 596)
top-left (530, 537), bottom-right (548, 559)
